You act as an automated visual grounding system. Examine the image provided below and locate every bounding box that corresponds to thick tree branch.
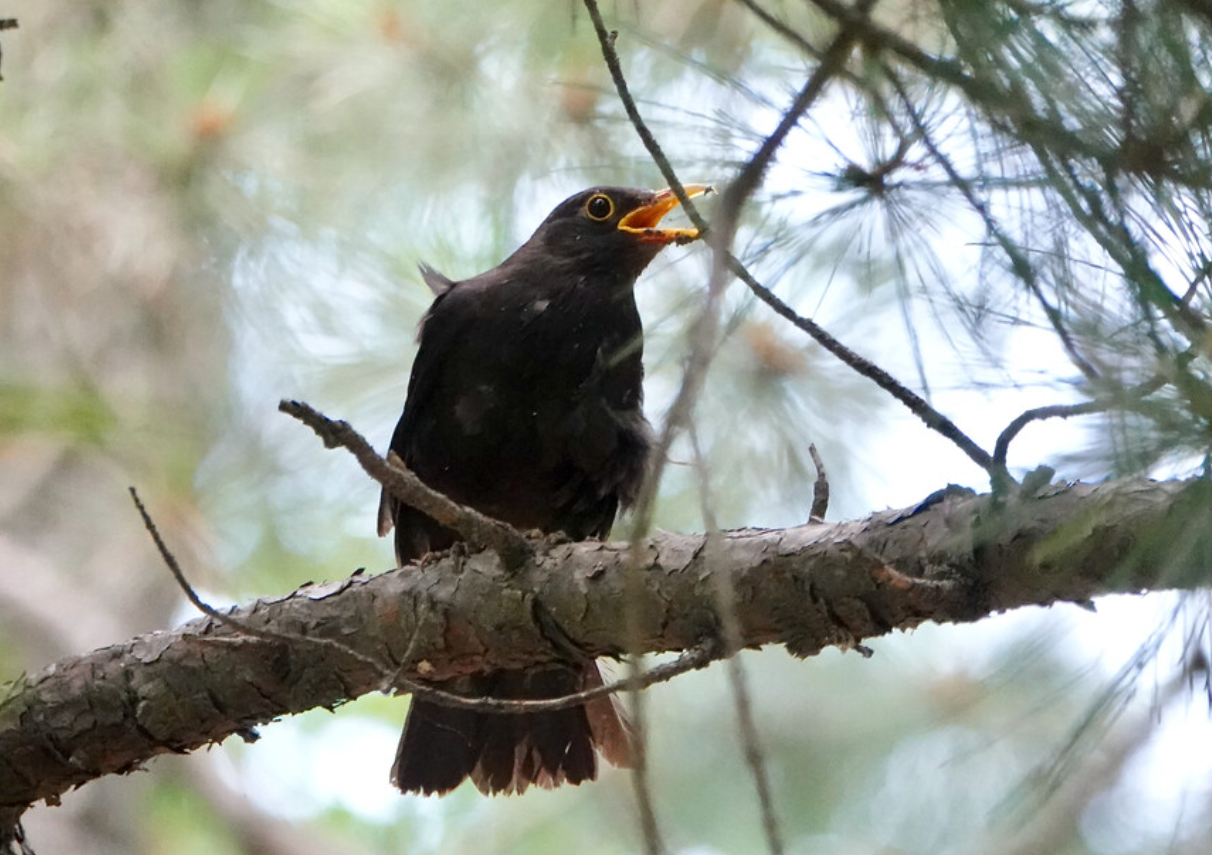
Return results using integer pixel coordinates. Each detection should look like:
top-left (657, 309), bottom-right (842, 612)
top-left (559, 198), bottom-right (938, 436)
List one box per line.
top-left (2, 476), bottom-right (1208, 821)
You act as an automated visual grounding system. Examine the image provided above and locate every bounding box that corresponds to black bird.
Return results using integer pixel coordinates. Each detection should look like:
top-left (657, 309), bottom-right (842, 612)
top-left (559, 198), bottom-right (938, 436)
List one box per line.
top-left (379, 184), bottom-right (710, 796)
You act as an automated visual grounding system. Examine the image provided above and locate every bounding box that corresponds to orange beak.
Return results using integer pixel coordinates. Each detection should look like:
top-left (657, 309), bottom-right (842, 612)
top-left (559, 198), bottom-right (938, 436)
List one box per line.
top-left (617, 184), bottom-right (713, 244)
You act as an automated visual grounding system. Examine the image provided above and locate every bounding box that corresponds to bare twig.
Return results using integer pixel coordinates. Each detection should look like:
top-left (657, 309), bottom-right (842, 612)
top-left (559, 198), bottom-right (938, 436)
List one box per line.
top-left (585, 7), bottom-right (854, 847)
top-left (130, 486), bottom-right (396, 678)
top-left (689, 422), bottom-right (787, 855)
top-left (993, 402), bottom-right (1110, 469)
top-left (993, 358), bottom-right (1175, 468)
top-left (724, 650), bottom-right (785, 855)
top-left (621, 654), bottom-right (666, 855)
top-left (992, 390), bottom-right (1161, 472)
top-left (422, 642), bottom-right (719, 714)
top-left (583, 12), bottom-right (868, 845)
top-left (596, 4), bottom-right (1002, 489)
top-left (632, 2), bottom-right (873, 540)
top-left (582, 0), bottom-right (708, 230)
top-left (728, 256), bottom-right (998, 476)
top-left (808, 443), bottom-right (830, 521)
top-left (278, 399), bottom-right (532, 568)
top-left (402, 641), bottom-right (718, 715)
top-left (581, 7), bottom-right (708, 850)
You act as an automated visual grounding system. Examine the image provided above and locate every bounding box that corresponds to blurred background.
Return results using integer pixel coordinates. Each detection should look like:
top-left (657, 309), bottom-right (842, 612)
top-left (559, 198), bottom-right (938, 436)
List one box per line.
top-left (2, 1), bottom-right (1211, 853)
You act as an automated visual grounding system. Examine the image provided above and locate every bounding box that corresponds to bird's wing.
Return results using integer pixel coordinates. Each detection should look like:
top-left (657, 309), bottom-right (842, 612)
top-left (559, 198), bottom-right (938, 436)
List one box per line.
top-left (377, 285), bottom-right (468, 551)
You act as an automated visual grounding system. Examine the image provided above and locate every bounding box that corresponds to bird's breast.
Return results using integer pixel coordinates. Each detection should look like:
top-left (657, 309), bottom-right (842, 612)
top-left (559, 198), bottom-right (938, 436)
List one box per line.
top-left (404, 283), bottom-right (648, 532)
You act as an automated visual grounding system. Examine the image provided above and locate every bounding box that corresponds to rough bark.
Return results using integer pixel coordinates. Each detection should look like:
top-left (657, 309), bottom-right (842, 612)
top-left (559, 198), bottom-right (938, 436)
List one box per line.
top-left (2, 476), bottom-right (1209, 824)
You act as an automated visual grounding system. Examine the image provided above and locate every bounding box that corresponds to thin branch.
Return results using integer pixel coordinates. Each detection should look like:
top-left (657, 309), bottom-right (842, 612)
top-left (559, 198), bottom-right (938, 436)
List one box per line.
top-left (993, 401), bottom-right (1110, 470)
top-left (728, 255), bottom-right (998, 476)
top-left (621, 656), bottom-right (665, 855)
top-left (631, 3), bottom-right (872, 541)
top-left (580, 9), bottom-right (711, 851)
top-left (404, 642), bottom-right (718, 715)
top-left (129, 486), bottom-right (392, 679)
top-left (808, 443), bottom-right (830, 521)
top-left (724, 649), bottom-right (785, 855)
top-left (278, 399), bottom-right (532, 568)
top-left (689, 424), bottom-right (787, 855)
top-left (582, 0), bottom-right (708, 230)
top-left (992, 371), bottom-right (1169, 468)
top-left (592, 0), bottom-right (997, 482)
top-left (412, 643), bottom-right (719, 714)
top-left (583, 12), bottom-right (864, 840)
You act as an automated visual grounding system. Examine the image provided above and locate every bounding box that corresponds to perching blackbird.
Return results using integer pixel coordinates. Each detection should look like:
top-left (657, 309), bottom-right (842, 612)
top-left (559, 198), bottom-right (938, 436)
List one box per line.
top-left (379, 184), bottom-right (710, 796)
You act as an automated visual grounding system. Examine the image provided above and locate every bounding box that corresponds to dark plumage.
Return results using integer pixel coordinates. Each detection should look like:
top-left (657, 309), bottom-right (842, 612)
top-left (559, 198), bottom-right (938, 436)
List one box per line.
top-left (380, 184), bottom-right (708, 796)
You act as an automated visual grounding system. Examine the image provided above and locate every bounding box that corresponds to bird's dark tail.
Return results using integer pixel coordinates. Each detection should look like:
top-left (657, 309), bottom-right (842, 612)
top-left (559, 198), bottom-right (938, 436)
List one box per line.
top-left (391, 662), bottom-right (632, 796)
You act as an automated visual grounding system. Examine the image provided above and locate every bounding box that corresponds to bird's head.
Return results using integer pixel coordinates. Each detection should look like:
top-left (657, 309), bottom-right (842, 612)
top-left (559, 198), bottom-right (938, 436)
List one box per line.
top-left (521, 185), bottom-right (712, 281)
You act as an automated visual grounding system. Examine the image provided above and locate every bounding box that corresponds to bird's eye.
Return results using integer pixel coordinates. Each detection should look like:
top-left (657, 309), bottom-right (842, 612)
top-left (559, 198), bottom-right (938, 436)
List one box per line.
top-left (585, 194), bottom-right (614, 221)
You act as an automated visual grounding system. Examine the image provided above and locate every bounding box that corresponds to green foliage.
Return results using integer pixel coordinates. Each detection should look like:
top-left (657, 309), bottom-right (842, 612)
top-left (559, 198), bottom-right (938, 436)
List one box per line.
top-left (0, 383), bottom-right (116, 446)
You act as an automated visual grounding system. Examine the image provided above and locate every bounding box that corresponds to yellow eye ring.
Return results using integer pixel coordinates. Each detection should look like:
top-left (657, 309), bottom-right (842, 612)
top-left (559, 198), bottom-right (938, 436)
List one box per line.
top-left (585, 193), bottom-right (614, 221)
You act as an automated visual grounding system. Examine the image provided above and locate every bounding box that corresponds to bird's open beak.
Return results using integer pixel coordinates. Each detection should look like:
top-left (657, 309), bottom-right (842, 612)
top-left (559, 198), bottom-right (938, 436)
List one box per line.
top-left (618, 184), bottom-right (713, 245)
